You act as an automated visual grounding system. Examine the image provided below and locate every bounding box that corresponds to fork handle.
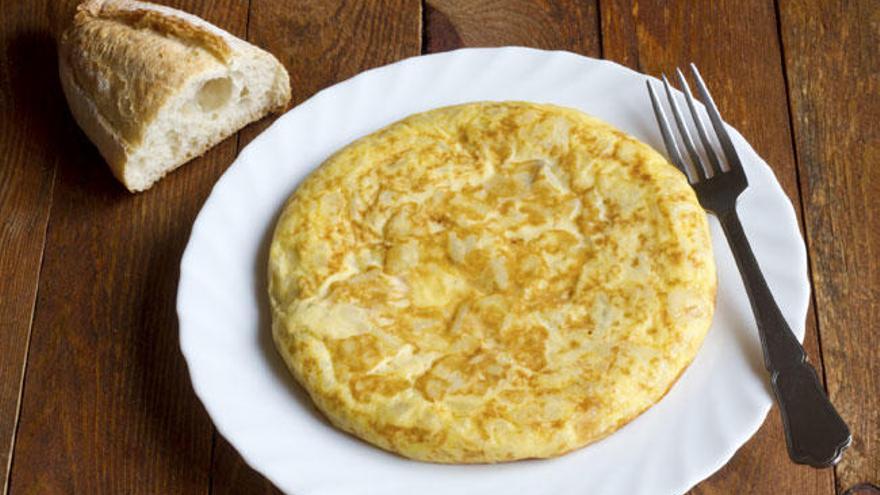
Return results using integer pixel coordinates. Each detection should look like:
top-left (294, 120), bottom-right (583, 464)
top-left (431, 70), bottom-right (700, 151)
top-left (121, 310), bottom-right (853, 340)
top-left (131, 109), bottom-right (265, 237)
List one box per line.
top-left (718, 209), bottom-right (851, 467)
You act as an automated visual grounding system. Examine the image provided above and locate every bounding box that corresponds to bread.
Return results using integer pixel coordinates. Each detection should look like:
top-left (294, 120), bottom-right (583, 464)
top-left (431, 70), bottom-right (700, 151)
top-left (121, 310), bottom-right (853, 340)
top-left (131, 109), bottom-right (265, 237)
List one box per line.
top-left (269, 102), bottom-right (717, 463)
top-left (58, 0), bottom-right (291, 192)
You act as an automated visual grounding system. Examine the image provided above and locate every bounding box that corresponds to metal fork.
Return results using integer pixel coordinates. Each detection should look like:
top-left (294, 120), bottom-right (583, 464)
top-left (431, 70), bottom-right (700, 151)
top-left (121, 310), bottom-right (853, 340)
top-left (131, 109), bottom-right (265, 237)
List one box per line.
top-left (647, 64), bottom-right (851, 468)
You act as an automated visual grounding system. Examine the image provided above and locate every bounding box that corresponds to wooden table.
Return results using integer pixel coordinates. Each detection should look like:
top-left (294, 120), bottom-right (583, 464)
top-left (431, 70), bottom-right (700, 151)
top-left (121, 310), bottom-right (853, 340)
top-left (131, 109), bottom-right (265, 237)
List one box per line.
top-left (1, 1), bottom-right (877, 493)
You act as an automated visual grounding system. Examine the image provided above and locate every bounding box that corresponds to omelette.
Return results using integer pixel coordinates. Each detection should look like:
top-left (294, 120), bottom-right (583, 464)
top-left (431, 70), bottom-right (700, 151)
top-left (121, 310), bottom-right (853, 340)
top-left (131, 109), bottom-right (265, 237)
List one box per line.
top-left (268, 101), bottom-right (716, 463)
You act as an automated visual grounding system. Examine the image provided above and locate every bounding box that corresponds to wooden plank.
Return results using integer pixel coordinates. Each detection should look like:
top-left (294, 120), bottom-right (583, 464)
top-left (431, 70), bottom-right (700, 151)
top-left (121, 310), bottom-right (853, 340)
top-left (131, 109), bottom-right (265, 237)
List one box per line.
top-left (425, 0), bottom-right (599, 55)
top-left (6, 2), bottom-right (249, 493)
top-left (779, 1), bottom-right (880, 491)
top-left (208, 1), bottom-right (423, 493)
top-left (0, 1), bottom-right (67, 491)
top-left (211, 437), bottom-right (281, 495)
top-left (598, 1), bottom-right (835, 493)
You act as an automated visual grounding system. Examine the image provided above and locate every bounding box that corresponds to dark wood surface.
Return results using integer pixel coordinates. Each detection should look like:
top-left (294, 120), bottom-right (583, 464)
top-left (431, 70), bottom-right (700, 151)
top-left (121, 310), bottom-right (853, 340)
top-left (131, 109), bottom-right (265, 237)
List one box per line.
top-left (0, 0), bottom-right (876, 493)
top-left (0, 2), bottom-right (60, 489)
top-left (779, 0), bottom-right (879, 491)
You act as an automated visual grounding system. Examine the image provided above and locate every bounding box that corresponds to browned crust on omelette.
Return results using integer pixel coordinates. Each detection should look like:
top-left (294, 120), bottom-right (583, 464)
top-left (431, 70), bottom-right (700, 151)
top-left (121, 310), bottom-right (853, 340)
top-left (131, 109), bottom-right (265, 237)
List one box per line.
top-left (269, 101), bottom-right (717, 463)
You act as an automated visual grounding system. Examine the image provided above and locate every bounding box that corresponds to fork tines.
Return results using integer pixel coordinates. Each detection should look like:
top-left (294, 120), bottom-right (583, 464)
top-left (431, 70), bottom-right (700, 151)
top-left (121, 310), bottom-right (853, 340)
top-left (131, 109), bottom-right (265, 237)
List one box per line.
top-left (646, 64), bottom-right (744, 184)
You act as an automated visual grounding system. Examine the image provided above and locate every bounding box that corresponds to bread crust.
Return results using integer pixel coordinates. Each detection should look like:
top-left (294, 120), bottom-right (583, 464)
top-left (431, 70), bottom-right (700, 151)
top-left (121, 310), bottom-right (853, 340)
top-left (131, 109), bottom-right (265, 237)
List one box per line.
top-left (58, 0), bottom-right (291, 191)
top-left (78, 0), bottom-right (233, 62)
top-left (59, 53), bottom-right (129, 184)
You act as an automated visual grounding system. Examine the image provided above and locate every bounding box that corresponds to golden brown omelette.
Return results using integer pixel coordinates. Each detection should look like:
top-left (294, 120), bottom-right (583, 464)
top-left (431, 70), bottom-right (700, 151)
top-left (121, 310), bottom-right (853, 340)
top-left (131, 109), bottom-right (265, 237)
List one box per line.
top-left (269, 102), bottom-right (716, 463)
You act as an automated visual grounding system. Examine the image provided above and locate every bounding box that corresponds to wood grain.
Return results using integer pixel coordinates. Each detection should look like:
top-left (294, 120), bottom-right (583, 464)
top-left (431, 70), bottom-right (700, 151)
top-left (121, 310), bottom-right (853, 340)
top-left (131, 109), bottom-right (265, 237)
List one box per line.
top-left (0, 1), bottom-right (68, 491)
top-left (208, 1), bottom-right (423, 493)
top-left (6, 2), bottom-right (248, 493)
top-left (779, 0), bottom-right (880, 491)
top-left (425, 0), bottom-right (599, 55)
top-left (598, 1), bottom-right (836, 493)
top-left (0, 1), bottom-right (870, 494)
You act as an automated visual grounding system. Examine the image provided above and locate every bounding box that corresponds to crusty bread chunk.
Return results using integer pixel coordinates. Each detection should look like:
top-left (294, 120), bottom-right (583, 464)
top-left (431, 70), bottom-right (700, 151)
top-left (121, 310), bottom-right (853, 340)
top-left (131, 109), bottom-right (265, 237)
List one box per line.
top-left (59, 0), bottom-right (291, 192)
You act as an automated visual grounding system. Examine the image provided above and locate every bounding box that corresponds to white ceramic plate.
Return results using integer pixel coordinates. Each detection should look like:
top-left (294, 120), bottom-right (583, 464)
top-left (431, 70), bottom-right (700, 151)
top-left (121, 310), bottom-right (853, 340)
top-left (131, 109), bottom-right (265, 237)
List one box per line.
top-left (177, 47), bottom-right (809, 495)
